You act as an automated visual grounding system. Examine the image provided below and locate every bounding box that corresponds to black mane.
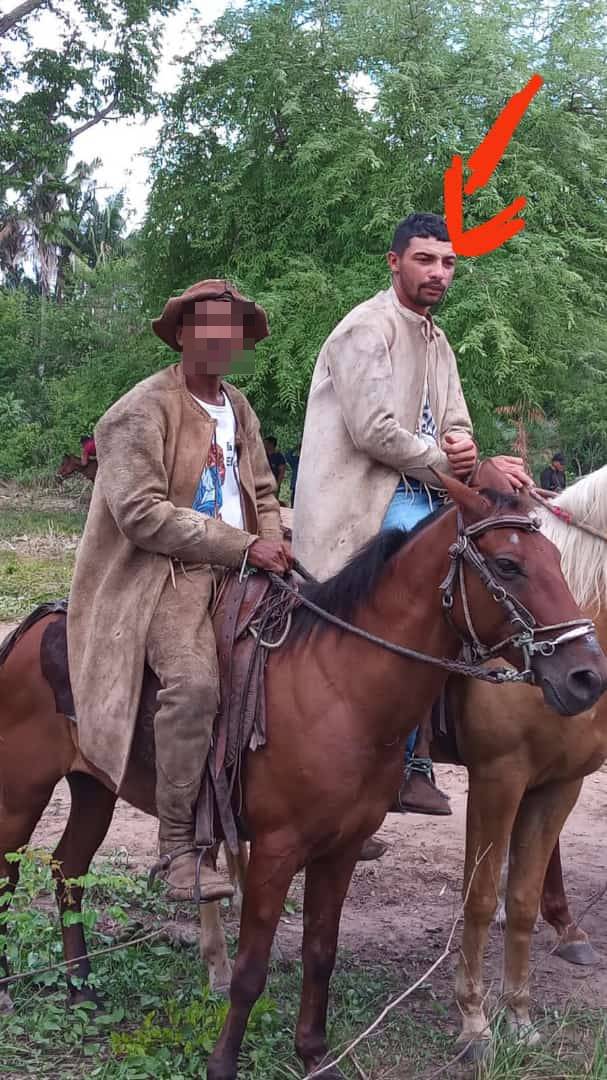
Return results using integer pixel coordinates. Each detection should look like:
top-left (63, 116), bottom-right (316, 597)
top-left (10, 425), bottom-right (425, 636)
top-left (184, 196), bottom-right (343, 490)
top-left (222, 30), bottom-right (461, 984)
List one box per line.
top-left (290, 501), bottom-right (449, 643)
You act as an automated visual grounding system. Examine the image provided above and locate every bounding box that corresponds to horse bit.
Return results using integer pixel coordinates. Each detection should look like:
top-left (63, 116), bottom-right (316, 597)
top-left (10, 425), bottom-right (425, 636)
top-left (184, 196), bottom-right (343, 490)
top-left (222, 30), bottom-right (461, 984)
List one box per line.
top-left (268, 507), bottom-right (596, 686)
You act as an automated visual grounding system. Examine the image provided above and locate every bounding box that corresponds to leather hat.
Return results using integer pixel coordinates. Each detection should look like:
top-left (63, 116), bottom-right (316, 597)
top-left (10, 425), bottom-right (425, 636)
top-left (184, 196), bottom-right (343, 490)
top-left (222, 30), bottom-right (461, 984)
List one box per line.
top-left (151, 278), bottom-right (270, 353)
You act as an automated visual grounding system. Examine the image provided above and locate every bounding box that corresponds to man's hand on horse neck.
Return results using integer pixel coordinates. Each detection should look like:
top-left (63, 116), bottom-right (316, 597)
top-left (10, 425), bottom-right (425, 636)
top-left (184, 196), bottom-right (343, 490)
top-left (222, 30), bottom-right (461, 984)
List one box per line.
top-left (490, 455), bottom-right (534, 490)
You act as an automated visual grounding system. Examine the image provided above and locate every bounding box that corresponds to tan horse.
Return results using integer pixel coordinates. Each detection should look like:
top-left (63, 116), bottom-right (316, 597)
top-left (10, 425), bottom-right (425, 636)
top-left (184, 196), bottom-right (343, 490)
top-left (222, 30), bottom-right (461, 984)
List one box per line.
top-left (1, 468), bottom-right (605, 1079)
top-left (447, 464), bottom-right (607, 1062)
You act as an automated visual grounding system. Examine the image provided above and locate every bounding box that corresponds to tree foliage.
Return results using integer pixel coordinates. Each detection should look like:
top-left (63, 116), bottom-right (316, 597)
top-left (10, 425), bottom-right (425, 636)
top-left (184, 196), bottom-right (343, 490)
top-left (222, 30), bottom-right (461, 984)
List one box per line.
top-left (0, 0), bottom-right (181, 294)
top-left (2, 0), bottom-right (607, 480)
top-left (141, 0), bottom-right (607, 468)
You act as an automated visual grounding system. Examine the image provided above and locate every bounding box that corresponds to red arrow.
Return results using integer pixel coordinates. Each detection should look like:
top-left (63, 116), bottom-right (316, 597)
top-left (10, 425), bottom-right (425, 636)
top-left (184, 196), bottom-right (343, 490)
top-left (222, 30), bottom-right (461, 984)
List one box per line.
top-left (444, 74), bottom-right (544, 257)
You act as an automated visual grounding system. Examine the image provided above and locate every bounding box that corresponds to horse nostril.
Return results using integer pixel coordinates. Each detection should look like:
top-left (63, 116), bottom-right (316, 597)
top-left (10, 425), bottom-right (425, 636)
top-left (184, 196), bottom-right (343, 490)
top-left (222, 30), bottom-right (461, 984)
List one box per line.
top-left (566, 667), bottom-right (603, 704)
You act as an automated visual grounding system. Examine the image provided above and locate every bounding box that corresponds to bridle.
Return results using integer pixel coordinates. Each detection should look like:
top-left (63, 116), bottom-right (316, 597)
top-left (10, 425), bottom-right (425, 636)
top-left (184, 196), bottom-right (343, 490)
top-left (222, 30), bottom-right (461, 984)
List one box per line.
top-left (439, 510), bottom-right (595, 679)
top-left (268, 504), bottom-right (596, 686)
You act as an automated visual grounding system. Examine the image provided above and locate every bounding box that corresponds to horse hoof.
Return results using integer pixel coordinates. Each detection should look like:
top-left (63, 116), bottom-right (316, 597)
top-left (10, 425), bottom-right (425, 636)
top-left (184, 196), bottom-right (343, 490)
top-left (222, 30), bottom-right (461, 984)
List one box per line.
top-left (555, 939), bottom-right (599, 966)
top-left (206, 1056), bottom-right (236, 1080)
top-left (358, 837), bottom-right (389, 862)
top-left (506, 1020), bottom-right (541, 1048)
top-left (455, 1037), bottom-right (491, 1067)
top-left (0, 989), bottom-right (14, 1013)
top-left (304, 1065), bottom-right (345, 1079)
top-left (69, 988), bottom-right (103, 1013)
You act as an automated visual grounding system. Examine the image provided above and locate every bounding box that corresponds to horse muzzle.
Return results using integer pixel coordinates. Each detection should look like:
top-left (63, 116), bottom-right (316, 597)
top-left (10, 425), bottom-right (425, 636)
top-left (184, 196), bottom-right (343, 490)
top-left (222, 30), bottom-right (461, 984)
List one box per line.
top-left (533, 633), bottom-right (607, 716)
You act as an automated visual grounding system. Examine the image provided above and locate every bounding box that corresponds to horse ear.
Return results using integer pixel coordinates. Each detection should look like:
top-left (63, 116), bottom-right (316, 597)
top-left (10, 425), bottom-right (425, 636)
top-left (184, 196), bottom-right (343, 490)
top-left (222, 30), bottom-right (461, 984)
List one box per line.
top-left (431, 470), bottom-right (493, 521)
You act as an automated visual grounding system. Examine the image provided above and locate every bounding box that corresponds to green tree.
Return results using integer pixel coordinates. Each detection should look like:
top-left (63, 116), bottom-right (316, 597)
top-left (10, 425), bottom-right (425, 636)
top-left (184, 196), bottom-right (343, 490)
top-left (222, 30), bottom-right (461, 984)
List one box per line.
top-left (0, 0), bottom-right (181, 292)
top-left (142, 0), bottom-right (607, 465)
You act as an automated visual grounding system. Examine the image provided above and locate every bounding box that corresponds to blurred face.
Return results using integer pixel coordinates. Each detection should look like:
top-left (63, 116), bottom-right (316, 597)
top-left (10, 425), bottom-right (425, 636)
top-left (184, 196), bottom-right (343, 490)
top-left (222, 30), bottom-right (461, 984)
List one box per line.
top-left (387, 236), bottom-right (457, 314)
top-left (177, 299), bottom-right (256, 376)
top-left (553, 460), bottom-right (564, 472)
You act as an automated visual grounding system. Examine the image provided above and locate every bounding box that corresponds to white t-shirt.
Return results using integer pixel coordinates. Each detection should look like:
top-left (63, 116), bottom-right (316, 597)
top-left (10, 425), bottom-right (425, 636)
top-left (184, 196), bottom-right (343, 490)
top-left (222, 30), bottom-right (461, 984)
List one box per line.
top-left (191, 394), bottom-right (244, 530)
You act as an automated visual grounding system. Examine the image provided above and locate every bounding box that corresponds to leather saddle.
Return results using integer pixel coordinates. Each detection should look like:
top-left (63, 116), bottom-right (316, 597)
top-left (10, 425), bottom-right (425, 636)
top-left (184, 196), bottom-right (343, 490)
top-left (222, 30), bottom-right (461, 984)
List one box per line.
top-left (39, 570), bottom-right (295, 854)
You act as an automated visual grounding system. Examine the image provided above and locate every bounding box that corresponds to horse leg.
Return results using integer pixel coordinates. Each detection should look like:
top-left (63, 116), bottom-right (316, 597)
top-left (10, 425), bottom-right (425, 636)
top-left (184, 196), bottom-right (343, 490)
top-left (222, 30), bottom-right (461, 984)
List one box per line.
top-left (295, 846), bottom-right (360, 1079)
top-left (455, 776), bottom-right (525, 1063)
top-left (206, 841), bottom-right (299, 1080)
top-left (493, 845), bottom-right (510, 930)
top-left (540, 838), bottom-right (597, 965)
top-left (199, 842), bottom-right (249, 994)
top-left (225, 841), bottom-right (249, 916)
top-left (503, 778), bottom-right (583, 1040)
top-left (200, 902), bottom-right (231, 996)
top-left (51, 772), bottom-right (116, 1006)
top-left (0, 779), bottom-right (58, 1011)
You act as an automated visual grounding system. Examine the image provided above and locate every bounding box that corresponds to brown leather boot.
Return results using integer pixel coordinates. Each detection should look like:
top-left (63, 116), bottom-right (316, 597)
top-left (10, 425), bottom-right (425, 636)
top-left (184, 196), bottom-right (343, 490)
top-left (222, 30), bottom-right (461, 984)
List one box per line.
top-left (390, 757), bottom-right (452, 816)
top-left (152, 845), bottom-right (235, 903)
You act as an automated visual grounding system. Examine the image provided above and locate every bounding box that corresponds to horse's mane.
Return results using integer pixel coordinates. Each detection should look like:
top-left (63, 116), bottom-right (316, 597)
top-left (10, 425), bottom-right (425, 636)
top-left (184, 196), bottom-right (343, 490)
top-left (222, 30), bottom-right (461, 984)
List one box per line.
top-left (539, 465), bottom-right (607, 611)
top-left (290, 500), bottom-right (452, 643)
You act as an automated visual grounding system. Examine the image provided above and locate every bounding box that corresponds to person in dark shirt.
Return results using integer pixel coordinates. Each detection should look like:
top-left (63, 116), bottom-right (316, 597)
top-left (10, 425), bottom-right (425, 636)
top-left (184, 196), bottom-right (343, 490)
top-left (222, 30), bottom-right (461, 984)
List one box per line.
top-left (284, 446), bottom-right (300, 505)
top-left (540, 452), bottom-right (566, 493)
top-left (263, 436), bottom-right (286, 489)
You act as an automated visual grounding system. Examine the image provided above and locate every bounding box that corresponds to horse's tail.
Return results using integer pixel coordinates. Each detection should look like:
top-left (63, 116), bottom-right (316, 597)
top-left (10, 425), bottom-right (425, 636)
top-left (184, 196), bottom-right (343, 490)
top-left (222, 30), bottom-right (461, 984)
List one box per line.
top-left (0, 600), bottom-right (68, 669)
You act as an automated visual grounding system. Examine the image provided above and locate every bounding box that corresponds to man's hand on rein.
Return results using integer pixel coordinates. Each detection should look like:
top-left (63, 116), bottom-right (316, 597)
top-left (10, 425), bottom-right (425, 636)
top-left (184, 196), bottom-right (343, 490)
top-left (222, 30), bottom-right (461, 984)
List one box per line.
top-left (443, 432), bottom-right (478, 477)
top-left (248, 538), bottom-right (294, 574)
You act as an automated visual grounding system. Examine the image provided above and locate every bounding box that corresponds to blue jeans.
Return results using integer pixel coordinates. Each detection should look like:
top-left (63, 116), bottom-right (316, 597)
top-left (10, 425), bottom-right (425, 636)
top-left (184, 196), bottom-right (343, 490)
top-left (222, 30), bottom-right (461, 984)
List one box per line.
top-left (381, 482), bottom-right (441, 761)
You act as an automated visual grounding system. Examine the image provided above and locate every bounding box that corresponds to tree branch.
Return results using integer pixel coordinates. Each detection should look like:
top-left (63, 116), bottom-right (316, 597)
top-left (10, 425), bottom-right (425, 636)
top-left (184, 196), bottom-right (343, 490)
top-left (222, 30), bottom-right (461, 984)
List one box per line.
top-left (0, 98), bottom-right (119, 187)
top-left (56, 97), bottom-right (120, 143)
top-left (0, 0), bottom-right (47, 37)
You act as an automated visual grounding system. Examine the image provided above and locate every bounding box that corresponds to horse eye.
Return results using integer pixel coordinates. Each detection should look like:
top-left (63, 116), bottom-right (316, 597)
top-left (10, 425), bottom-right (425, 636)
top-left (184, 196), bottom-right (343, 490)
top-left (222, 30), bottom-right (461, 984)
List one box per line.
top-left (494, 557), bottom-right (521, 579)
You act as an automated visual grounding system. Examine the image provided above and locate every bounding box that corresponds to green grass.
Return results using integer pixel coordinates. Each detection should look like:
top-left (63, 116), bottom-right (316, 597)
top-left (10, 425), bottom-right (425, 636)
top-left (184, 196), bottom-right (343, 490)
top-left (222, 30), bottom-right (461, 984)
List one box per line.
top-left (0, 507), bottom-right (83, 619)
top-left (0, 552), bottom-right (74, 619)
top-left (1, 856), bottom-right (607, 1079)
top-left (0, 856), bottom-right (450, 1080)
top-left (0, 508), bottom-right (86, 539)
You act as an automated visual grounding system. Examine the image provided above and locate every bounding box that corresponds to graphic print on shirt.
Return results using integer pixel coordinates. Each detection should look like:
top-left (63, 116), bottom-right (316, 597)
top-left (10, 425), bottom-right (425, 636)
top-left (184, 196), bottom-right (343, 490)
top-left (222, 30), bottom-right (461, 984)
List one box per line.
top-left (193, 439), bottom-right (229, 518)
top-left (417, 393), bottom-right (439, 444)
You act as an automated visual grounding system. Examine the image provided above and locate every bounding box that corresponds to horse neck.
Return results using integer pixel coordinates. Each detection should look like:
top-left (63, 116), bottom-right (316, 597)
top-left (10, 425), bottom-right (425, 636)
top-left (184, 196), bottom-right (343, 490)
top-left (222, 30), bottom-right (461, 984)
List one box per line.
top-left (336, 509), bottom-right (462, 741)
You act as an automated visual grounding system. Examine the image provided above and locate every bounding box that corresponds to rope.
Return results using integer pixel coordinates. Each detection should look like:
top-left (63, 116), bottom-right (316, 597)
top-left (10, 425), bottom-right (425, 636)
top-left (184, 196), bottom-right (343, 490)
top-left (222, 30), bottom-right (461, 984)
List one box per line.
top-left (530, 487), bottom-right (607, 545)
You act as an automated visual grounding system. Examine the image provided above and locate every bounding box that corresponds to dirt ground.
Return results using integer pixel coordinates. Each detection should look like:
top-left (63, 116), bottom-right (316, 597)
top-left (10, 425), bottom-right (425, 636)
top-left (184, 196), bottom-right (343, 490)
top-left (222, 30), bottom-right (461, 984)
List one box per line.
top-left (18, 741), bottom-right (607, 1027)
top-left (3, 605), bottom-right (607, 1018)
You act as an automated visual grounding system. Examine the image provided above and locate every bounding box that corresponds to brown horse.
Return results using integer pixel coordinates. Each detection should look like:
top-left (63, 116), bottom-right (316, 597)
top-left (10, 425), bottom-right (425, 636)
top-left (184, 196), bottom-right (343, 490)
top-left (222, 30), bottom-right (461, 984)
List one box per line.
top-left (56, 454), bottom-right (97, 483)
top-left (0, 468), bottom-right (605, 1079)
top-left (442, 464), bottom-right (607, 1062)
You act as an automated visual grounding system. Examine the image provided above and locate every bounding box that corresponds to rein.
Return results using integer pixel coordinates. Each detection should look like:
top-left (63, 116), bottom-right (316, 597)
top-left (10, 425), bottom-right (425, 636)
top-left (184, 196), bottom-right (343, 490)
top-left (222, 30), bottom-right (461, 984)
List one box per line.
top-left (530, 486), bottom-right (607, 545)
top-left (270, 509), bottom-right (595, 686)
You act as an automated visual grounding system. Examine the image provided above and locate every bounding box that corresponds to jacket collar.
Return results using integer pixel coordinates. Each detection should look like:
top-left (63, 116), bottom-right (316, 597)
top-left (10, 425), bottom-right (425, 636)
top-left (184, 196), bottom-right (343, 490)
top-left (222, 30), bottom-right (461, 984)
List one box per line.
top-left (172, 361), bottom-right (248, 435)
top-left (388, 285), bottom-right (438, 340)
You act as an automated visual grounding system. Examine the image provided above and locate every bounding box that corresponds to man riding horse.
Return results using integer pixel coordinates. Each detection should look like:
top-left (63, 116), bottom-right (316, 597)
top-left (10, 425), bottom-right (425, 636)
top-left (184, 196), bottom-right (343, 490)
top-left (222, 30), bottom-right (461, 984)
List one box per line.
top-left (67, 280), bottom-right (293, 902)
top-left (293, 212), bottom-right (532, 830)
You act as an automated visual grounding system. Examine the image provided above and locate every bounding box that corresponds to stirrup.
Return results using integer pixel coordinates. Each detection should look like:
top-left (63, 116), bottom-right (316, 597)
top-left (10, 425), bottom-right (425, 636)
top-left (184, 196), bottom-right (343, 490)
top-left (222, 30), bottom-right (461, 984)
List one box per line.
top-left (149, 844), bottom-right (212, 905)
top-left (405, 755), bottom-right (435, 781)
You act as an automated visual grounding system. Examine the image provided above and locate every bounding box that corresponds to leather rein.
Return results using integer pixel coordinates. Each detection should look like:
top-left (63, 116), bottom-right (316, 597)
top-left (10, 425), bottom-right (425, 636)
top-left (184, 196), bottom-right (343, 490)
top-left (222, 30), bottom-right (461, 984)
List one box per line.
top-left (269, 507), bottom-right (595, 686)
